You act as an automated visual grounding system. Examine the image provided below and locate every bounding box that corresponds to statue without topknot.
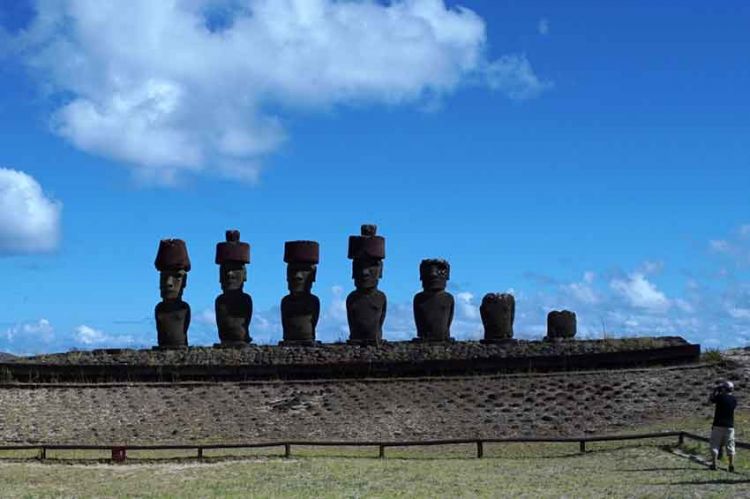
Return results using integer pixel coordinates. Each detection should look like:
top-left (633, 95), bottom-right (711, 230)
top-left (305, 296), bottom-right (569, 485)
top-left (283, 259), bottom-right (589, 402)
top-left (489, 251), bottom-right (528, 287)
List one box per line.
top-left (346, 224), bottom-right (387, 346)
top-left (480, 293), bottom-right (515, 343)
top-left (413, 259), bottom-right (454, 342)
top-left (154, 239), bottom-right (191, 349)
top-left (546, 310), bottom-right (577, 341)
top-left (214, 230), bottom-right (253, 347)
top-left (280, 241), bottom-right (320, 346)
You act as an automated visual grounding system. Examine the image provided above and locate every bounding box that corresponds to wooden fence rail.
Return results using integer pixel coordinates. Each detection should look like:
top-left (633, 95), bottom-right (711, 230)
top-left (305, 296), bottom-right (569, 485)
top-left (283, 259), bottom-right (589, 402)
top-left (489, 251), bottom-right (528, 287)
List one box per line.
top-left (0, 431), bottom-right (745, 462)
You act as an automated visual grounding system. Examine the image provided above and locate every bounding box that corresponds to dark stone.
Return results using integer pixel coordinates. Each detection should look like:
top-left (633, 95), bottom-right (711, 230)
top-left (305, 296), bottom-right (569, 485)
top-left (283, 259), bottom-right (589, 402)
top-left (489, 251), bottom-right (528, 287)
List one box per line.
top-left (154, 239), bottom-right (191, 348)
top-left (154, 239), bottom-right (191, 272)
top-left (215, 230), bottom-right (253, 345)
top-left (155, 299), bottom-right (190, 348)
top-left (215, 291), bottom-right (252, 344)
top-left (347, 225), bottom-right (387, 345)
top-left (280, 241), bottom-right (320, 346)
top-left (480, 293), bottom-right (515, 342)
top-left (413, 259), bottom-right (454, 342)
top-left (546, 310), bottom-right (577, 341)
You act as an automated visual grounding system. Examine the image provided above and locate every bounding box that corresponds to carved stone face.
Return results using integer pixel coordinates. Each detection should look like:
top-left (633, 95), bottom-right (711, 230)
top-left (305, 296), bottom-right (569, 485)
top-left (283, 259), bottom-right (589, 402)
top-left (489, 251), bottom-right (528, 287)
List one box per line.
top-left (220, 262), bottom-right (247, 292)
top-left (287, 263), bottom-right (316, 294)
top-left (352, 257), bottom-right (382, 290)
top-left (420, 263), bottom-right (448, 292)
top-left (160, 270), bottom-right (187, 300)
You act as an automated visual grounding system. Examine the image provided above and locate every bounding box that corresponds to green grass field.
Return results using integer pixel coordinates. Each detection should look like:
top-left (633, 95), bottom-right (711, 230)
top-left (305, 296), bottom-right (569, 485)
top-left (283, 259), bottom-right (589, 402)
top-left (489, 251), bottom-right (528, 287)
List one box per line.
top-left (0, 443), bottom-right (748, 498)
top-left (1, 412), bottom-right (748, 498)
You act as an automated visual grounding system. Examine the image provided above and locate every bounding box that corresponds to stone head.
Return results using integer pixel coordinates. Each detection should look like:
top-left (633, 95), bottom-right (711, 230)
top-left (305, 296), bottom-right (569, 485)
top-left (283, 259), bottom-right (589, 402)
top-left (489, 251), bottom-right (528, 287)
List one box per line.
top-left (154, 238), bottom-right (191, 301)
top-left (348, 224), bottom-right (385, 291)
top-left (284, 240), bottom-right (319, 295)
top-left (352, 257), bottom-right (383, 290)
top-left (286, 263), bottom-right (317, 294)
top-left (160, 269), bottom-right (187, 300)
top-left (419, 258), bottom-right (450, 292)
top-left (216, 230), bottom-right (251, 292)
top-left (220, 262), bottom-right (247, 292)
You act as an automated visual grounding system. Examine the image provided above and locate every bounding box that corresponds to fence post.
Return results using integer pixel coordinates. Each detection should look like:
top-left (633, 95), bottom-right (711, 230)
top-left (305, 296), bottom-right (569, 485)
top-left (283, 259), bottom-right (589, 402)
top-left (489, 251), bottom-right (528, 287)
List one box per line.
top-left (579, 441), bottom-right (586, 453)
top-left (477, 440), bottom-right (484, 459)
top-left (39, 446), bottom-right (46, 460)
top-left (284, 443), bottom-right (291, 458)
top-left (197, 447), bottom-right (203, 459)
top-left (678, 432), bottom-right (684, 446)
top-left (379, 445), bottom-right (385, 459)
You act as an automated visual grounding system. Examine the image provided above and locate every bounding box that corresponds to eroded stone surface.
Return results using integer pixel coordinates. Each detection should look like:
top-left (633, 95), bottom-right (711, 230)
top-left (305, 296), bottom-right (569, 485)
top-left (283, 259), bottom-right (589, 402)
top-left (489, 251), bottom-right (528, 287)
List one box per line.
top-left (154, 239), bottom-right (191, 348)
top-left (215, 230), bottom-right (252, 346)
top-left (414, 259), bottom-right (454, 342)
top-left (480, 293), bottom-right (515, 342)
top-left (0, 361), bottom-right (744, 444)
top-left (347, 224), bottom-right (387, 345)
top-left (280, 241), bottom-right (320, 346)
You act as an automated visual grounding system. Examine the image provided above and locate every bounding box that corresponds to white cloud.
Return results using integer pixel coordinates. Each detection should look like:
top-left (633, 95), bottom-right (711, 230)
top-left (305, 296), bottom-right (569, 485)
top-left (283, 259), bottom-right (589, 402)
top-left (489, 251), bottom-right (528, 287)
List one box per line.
top-left (18, 0), bottom-right (549, 183)
top-left (484, 54), bottom-right (551, 100)
top-left (710, 239), bottom-right (731, 253)
top-left (73, 324), bottom-right (136, 346)
top-left (455, 291), bottom-right (479, 319)
top-left (0, 168), bottom-right (61, 254)
top-left (564, 271), bottom-right (600, 305)
top-left (5, 318), bottom-right (53, 343)
top-left (537, 18), bottom-right (549, 35)
top-left (610, 272), bottom-right (671, 311)
top-left (195, 308), bottom-right (217, 326)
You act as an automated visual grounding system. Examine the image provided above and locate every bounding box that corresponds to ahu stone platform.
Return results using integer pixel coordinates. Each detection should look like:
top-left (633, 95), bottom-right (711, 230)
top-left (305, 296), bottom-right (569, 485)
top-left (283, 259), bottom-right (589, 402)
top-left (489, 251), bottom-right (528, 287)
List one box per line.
top-left (0, 337), bottom-right (699, 382)
top-left (0, 360), bottom-right (745, 445)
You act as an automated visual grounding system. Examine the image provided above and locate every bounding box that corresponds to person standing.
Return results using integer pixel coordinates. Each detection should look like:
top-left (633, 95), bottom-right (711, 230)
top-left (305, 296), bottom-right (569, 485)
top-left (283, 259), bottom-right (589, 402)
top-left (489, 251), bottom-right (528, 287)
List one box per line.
top-left (709, 380), bottom-right (737, 471)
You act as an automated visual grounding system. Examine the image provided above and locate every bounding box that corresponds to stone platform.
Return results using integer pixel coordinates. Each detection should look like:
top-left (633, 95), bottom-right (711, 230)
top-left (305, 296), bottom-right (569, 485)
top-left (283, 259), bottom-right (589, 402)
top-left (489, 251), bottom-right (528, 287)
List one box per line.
top-left (0, 337), bottom-right (700, 382)
top-left (0, 359), bottom-right (744, 445)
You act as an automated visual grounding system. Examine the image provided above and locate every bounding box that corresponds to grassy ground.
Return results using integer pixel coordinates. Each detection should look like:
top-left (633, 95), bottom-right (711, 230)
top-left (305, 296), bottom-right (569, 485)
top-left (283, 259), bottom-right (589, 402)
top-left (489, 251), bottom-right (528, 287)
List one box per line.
top-left (0, 443), bottom-right (748, 498)
top-left (0, 413), bottom-right (747, 497)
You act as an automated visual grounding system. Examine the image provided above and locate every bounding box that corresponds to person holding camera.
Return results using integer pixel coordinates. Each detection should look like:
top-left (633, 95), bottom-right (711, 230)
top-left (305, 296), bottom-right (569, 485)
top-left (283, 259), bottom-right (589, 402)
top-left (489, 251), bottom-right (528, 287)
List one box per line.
top-left (709, 380), bottom-right (737, 471)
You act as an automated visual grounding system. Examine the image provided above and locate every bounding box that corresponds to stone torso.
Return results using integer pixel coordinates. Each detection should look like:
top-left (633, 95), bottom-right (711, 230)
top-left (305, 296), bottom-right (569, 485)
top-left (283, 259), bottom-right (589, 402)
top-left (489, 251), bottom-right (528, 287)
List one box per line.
top-left (155, 300), bottom-right (190, 347)
top-left (281, 294), bottom-right (320, 342)
top-left (413, 290), bottom-right (454, 341)
top-left (215, 292), bottom-right (253, 344)
top-left (346, 289), bottom-right (386, 343)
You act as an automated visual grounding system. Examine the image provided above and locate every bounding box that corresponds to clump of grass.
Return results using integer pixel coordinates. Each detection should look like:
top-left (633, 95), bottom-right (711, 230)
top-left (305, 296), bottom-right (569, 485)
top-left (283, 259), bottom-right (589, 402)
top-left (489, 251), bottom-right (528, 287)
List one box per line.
top-left (701, 348), bottom-right (724, 364)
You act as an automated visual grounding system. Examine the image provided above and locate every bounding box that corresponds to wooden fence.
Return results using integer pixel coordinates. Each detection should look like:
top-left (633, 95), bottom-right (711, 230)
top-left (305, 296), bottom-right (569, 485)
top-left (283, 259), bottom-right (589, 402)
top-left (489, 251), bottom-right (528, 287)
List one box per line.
top-left (0, 430), bottom-right (745, 462)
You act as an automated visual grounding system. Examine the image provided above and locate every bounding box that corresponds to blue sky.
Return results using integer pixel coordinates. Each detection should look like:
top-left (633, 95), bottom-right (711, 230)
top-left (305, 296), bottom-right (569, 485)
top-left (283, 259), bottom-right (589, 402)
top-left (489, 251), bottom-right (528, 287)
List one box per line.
top-left (0, 0), bottom-right (748, 353)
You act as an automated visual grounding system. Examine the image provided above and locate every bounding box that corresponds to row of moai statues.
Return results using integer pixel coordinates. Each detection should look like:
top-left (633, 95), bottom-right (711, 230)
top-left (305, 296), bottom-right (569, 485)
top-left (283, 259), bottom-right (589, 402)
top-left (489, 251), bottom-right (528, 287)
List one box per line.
top-left (153, 225), bottom-right (577, 349)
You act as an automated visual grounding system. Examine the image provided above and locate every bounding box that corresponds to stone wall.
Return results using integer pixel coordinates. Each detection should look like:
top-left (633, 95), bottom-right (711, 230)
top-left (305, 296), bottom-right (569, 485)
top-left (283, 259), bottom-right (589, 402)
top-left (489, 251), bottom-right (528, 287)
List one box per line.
top-left (0, 361), bottom-right (744, 445)
top-left (1, 337), bottom-right (699, 382)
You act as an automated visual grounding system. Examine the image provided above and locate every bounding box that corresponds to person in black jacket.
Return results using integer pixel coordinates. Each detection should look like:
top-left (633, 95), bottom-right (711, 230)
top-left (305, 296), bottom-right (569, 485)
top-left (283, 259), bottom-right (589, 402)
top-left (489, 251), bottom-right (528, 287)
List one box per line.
top-left (709, 380), bottom-right (737, 471)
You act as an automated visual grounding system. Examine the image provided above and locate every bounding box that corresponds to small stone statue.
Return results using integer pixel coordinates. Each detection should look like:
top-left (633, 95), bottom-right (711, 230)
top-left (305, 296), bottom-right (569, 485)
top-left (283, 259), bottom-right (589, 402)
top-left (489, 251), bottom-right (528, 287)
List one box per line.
top-left (214, 230), bottom-right (253, 347)
top-left (154, 239), bottom-right (191, 349)
top-left (413, 259), bottom-right (454, 342)
top-left (546, 310), bottom-right (577, 341)
top-left (346, 224), bottom-right (387, 345)
top-left (480, 293), bottom-right (515, 343)
top-left (280, 240), bottom-right (320, 346)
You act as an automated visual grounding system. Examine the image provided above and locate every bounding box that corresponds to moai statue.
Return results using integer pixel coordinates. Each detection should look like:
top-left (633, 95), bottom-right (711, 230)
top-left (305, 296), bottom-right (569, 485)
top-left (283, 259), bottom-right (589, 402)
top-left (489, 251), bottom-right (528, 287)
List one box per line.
top-left (546, 310), bottom-right (577, 341)
top-left (413, 259), bottom-right (454, 342)
top-left (280, 240), bottom-right (320, 346)
top-left (214, 230), bottom-right (253, 347)
top-left (154, 239), bottom-right (191, 349)
top-left (480, 293), bottom-right (515, 343)
top-left (346, 224), bottom-right (387, 345)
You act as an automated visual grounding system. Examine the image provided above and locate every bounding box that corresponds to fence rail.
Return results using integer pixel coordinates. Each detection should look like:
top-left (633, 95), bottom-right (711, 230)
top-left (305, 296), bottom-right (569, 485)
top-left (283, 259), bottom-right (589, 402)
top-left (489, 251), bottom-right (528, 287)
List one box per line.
top-left (1, 430), bottom-right (743, 462)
